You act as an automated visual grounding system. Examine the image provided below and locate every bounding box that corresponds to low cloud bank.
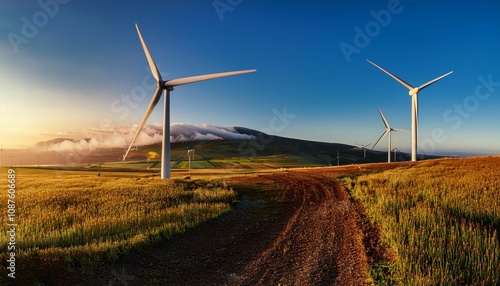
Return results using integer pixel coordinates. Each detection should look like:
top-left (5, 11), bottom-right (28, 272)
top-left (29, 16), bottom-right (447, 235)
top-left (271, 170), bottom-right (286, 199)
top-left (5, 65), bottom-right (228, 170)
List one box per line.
top-left (36, 123), bottom-right (255, 151)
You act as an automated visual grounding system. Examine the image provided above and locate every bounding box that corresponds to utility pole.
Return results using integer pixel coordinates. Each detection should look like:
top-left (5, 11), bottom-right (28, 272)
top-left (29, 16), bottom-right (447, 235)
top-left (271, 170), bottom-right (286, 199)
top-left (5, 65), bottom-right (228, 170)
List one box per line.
top-left (187, 149), bottom-right (195, 178)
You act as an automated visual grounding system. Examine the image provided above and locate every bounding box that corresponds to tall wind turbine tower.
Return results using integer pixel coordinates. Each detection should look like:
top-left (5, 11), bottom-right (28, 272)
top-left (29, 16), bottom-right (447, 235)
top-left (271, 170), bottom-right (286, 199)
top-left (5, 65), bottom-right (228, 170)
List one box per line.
top-left (367, 60), bottom-right (452, 161)
top-left (124, 24), bottom-right (256, 179)
top-left (372, 108), bottom-right (409, 163)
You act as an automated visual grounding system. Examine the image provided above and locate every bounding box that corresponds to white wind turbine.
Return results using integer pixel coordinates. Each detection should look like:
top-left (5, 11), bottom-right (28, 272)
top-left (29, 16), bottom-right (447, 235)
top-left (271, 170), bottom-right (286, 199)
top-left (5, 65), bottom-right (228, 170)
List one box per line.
top-left (124, 24), bottom-right (256, 179)
top-left (333, 151), bottom-right (341, 166)
top-left (372, 108), bottom-right (409, 163)
top-left (355, 143), bottom-right (371, 158)
top-left (392, 147), bottom-right (403, 162)
top-left (367, 60), bottom-right (452, 161)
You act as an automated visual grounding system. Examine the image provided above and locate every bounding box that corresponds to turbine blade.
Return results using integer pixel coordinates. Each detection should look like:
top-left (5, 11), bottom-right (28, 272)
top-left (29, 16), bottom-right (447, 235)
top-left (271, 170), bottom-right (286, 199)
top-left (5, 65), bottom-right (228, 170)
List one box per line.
top-left (135, 24), bottom-right (162, 82)
top-left (355, 143), bottom-right (371, 148)
top-left (123, 87), bottom-right (163, 160)
top-left (165, 69), bottom-right (256, 87)
top-left (367, 60), bottom-right (414, 90)
top-left (378, 108), bottom-right (390, 129)
top-left (372, 130), bottom-right (389, 149)
top-left (418, 71), bottom-right (453, 91)
top-left (392, 128), bottom-right (410, 133)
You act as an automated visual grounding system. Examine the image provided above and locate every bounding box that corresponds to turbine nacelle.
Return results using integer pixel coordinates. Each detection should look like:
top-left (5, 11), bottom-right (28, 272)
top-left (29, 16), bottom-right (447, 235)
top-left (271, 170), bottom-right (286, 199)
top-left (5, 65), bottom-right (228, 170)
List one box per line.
top-left (163, 83), bottom-right (174, 91)
top-left (409, 87), bottom-right (419, 96)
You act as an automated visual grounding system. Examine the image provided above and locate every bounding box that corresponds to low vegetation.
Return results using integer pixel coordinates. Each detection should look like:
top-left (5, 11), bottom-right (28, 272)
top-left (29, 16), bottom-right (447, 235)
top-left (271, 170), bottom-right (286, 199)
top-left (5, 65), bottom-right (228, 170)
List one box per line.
top-left (343, 157), bottom-right (500, 285)
top-left (0, 169), bottom-right (236, 267)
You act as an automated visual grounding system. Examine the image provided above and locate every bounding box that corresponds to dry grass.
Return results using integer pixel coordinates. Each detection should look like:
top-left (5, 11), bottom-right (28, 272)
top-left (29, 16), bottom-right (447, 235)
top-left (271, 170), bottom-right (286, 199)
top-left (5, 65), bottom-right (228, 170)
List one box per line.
top-left (0, 169), bottom-right (236, 265)
top-left (343, 156), bottom-right (500, 285)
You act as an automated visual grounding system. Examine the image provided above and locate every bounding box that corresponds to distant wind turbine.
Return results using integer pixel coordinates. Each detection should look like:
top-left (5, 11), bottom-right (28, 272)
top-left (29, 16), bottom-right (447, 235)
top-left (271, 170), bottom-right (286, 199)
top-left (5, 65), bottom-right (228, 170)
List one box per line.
top-left (372, 108), bottom-right (409, 163)
top-left (355, 143), bottom-right (371, 158)
top-left (333, 151), bottom-right (340, 166)
top-left (367, 60), bottom-right (452, 161)
top-left (392, 147), bottom-right (403, 162)
top-left (332, 151), bottom-right (351, 166)
top-left (123, 24), bottom-right (256, 179)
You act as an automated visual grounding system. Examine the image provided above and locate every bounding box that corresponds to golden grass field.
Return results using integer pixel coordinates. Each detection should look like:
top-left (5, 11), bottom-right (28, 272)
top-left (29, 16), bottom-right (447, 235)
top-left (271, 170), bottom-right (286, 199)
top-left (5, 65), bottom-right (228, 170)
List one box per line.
top-left (0, 168), bottom-right (236, 282)
top-left (343, 156), bottom-right (500, 285)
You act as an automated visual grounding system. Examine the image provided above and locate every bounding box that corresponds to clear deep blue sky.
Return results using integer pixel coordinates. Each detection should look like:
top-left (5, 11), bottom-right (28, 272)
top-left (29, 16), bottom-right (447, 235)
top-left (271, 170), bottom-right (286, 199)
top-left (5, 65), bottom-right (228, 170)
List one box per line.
top-left (1, 0), bottom-right (499, 155)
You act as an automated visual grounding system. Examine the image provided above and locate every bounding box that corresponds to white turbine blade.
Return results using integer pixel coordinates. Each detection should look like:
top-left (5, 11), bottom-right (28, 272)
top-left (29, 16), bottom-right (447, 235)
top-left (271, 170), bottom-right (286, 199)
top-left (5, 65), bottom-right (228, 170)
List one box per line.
top-left (392, 128), bottom-right (410, 133)
top-left (165, 69), bottom-right (256, 87)
top-left (418, 71), bottom-right (453, 91)
top-left (372, 130), bottom-right (389, 149)
top-left (123, 87), bottom-right (163, 160)
top-left (355, 143), bottom-right (371, 148)
top-left (135, 24), bottom-right (162, 82)
top-left (367, 60), bottom-right (414, 90)
top-left (378, 108), bottom-right (390, 129)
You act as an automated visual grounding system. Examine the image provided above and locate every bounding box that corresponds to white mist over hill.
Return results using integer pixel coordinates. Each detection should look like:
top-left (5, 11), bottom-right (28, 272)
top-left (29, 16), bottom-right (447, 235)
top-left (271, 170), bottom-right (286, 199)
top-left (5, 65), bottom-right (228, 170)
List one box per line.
top-left (35, 124), bottom-right (256, 151)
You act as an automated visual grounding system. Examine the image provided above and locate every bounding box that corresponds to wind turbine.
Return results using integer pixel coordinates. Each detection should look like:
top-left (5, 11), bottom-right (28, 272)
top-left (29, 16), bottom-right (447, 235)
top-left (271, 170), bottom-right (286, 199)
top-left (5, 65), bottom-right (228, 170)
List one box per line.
top-left (367, 60), bottom-right (452, 161)
top-left (392, 147), bottom-right (403, 162)
top-left (124, 24), bottom-right (256, 179)
top-left (372, 108), bottom-right (409, 163)
top-left (355, 143), bottom-right (371, 158)
top-left (333, 151), bottom-right (340, 166)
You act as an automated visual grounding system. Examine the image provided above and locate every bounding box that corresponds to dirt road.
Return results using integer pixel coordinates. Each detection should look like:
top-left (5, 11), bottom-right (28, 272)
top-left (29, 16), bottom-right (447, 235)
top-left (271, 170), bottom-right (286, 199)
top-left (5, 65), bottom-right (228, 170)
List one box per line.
top-left (92, 171), bottom-right (374, 285)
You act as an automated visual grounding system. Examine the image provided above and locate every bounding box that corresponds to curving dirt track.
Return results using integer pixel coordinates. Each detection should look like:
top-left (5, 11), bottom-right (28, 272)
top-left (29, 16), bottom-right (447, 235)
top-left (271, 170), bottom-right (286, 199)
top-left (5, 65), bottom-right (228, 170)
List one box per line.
top-left (90, 170), bottom-right (374, 285)
top-left (229, 172), bottom-right (371, 285)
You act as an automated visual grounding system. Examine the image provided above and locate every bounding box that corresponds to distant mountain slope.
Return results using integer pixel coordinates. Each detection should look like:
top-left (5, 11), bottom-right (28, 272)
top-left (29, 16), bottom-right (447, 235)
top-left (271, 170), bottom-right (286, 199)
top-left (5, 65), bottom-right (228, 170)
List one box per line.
top-left (30, 126), bottom-right (417, 167)
top-left (233, 126), bottom-right (356, 154)
top-left (96, 126), bottom-right (403, 166)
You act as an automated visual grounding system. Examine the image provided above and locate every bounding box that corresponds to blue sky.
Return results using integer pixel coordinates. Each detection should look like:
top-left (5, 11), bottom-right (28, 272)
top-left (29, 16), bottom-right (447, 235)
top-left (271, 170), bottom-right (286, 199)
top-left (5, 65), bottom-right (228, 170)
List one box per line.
top-left (1, 0), bottom-right (499, 155)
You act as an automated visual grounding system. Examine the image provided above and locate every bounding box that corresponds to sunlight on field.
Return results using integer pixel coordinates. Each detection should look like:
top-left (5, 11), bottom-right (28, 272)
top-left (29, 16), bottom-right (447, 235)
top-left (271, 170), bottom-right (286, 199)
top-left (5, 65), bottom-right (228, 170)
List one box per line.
top-left (0, 168), bottom-right (236, 264)
top-left (343, 157), bottom-right (500, 285)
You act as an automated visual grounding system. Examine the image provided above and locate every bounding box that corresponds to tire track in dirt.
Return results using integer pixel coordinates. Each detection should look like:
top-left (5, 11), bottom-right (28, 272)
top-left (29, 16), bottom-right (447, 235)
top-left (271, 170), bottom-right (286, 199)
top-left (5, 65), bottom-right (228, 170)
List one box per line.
top-left (89, 171), bottom-right (371, 285)
top-left (230, 172), bottom-right (370, 285)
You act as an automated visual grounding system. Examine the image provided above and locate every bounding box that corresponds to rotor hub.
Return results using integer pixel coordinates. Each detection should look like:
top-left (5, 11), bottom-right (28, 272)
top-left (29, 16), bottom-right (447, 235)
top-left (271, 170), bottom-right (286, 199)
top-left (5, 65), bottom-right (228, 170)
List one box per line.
top-left (409, 87), bottom-right (419, 96)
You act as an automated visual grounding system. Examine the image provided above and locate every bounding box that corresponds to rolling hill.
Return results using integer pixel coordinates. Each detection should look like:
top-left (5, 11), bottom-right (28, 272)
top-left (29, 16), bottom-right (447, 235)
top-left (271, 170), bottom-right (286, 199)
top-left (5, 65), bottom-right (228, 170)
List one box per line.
top-left (81, 126), bottom-right (416, 168)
